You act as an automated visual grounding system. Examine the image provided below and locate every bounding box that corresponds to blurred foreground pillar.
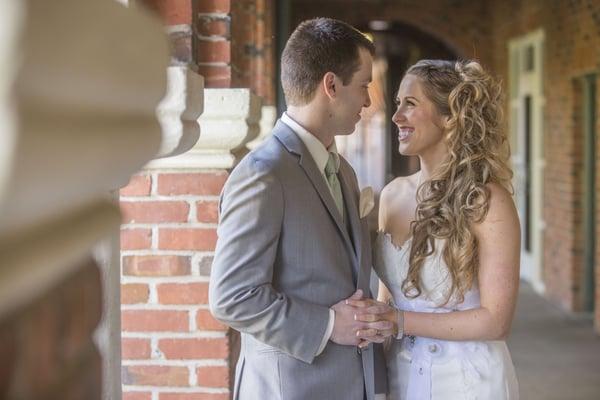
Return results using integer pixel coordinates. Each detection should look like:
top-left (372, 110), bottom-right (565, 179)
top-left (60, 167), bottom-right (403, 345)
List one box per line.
top-left (0, 0), bottom-right (170, 398)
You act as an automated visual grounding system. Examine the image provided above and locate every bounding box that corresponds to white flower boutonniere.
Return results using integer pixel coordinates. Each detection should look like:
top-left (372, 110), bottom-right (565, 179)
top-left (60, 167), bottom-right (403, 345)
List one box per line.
top-left (359, 186), bottom-right (375, 219)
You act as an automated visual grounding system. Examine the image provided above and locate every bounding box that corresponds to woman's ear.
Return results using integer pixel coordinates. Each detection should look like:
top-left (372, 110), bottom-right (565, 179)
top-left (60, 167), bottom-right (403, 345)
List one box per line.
top-left (322, 72), bottom-right (337, 100)
top-left (440, 114), bottom-right (450, 130)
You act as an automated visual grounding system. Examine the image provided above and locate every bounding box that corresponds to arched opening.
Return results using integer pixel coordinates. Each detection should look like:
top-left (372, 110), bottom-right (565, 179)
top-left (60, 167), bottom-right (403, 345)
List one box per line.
top-left (331, 20), bottom-right (460, 197)
top-left (366, 21), bottom-right (458, 181)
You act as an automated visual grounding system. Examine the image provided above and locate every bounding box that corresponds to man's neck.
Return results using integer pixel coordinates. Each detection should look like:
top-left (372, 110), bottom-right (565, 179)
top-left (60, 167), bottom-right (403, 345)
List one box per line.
top-left (286, 106), bottom-right (335, 148)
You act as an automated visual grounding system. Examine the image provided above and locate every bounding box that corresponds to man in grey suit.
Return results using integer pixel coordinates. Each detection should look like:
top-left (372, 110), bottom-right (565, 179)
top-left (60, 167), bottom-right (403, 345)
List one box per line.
top-left (209, 18), bottom-right (390, 400)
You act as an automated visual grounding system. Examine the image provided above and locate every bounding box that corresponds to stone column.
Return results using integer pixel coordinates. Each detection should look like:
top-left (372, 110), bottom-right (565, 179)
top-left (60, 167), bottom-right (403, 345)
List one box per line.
top-left (0, 0), bottom-right (169, 399)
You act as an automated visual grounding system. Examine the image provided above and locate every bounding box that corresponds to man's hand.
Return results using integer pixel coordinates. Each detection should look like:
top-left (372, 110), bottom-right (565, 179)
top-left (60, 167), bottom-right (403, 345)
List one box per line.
top-left (330, 290), bottom-right (394, 346)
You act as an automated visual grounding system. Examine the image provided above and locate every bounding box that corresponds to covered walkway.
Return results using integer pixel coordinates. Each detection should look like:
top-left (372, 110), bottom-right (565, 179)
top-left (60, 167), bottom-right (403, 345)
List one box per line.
top-left (508, 283), bottom-right (600, 399)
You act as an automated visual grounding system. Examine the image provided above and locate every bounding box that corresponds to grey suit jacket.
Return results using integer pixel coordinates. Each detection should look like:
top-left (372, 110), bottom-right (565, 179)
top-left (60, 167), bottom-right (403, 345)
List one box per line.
top-left (209, 120), bottom-right (386, 400)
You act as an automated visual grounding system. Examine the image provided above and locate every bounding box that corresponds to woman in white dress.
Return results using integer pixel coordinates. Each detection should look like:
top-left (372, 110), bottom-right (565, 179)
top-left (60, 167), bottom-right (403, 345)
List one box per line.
top-left (351, 59), bottom-right (520, 399)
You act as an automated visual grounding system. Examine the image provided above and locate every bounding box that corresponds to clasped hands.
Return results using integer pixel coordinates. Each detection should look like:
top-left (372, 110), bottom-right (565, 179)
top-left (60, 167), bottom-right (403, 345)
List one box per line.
top-left (330, 289), bottom-right (398, 349)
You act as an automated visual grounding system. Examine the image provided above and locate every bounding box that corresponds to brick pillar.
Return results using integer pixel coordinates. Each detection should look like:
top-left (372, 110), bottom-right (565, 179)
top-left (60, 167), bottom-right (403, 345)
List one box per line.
top-left (230, 0), bottom-right (275, 103)
top-left (119, 2), bottom-right (272, 398)
top-left (195, 0), bottom-right (232, 87)
top-left (121, 87), bottom-right (260, 400)
top-left (0, 259), bottom-right (103, 399)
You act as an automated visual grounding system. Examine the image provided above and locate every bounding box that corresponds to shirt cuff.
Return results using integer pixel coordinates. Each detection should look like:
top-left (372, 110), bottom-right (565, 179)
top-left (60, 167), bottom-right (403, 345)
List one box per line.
top-left (315, 308), bottom-right (335, 356)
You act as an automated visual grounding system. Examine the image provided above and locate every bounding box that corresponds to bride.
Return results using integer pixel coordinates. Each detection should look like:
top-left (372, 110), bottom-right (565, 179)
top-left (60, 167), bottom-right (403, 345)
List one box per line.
top-left (351, 59), bottom-right (520, 399)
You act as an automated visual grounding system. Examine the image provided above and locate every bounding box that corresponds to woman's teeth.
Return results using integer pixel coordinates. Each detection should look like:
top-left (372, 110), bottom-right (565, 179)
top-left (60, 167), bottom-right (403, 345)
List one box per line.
top-left (399, 128), bottom-right (413, 141)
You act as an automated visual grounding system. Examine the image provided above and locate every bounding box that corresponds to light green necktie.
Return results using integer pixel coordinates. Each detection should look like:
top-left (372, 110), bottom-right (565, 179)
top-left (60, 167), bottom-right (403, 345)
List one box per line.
top-left (325, 152), bottom-right (344, 219)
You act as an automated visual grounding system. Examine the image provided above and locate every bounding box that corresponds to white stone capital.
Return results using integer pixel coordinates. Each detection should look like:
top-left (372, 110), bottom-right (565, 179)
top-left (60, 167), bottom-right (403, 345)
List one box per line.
top-left (155, 66), bottom-right (204, 159)
top-left (146, 88), bottom-right (262, 169)
top-left (247, 105), bottom-right (277, 150)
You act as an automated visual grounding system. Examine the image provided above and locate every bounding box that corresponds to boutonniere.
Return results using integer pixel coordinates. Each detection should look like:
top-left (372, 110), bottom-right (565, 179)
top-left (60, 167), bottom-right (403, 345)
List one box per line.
top-left (359, 186), bottom-right (374, 219)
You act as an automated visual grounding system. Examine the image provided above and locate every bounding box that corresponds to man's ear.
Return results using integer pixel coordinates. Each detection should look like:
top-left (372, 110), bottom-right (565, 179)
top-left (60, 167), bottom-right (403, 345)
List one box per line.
top-left (322, 72), bottom-right (337, 100)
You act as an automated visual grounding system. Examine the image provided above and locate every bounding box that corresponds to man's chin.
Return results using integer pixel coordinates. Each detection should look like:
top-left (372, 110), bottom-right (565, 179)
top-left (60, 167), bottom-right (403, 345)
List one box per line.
top-left (343, 122), bottom-right (360, 135)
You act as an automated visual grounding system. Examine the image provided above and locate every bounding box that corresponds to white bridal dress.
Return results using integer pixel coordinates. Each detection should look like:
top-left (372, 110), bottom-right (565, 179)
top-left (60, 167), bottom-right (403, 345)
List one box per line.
top-left (373, 232), bottom-right (519, 400)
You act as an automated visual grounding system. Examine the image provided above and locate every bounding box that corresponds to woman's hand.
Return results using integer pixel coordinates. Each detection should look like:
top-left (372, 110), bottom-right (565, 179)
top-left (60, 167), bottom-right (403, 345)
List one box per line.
top-left (346, 298), bottom-right (398, 347)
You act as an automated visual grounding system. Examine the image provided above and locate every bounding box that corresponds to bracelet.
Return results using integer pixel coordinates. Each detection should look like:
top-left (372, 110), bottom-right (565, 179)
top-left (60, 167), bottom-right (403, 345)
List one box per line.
top-left (395, 308), bottom-right (404, 340)
top-left (387, 299), bottom-right (404, 340)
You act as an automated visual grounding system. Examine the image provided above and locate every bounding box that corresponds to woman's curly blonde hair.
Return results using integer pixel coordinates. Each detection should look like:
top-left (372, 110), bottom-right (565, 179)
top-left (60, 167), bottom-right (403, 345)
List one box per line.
top-left (402, 59), bottom-right (513, 305)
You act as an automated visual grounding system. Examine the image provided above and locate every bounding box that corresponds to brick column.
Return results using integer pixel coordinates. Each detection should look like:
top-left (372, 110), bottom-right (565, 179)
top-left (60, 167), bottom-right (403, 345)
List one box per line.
top-left (194, 0), bottom-right (277, 150)
top-left (119, 2), bottom-right (273, 398)
top-left (195, 0), bottom-right (232, 87)
top-left (120, 88), bottom-right (260, 399)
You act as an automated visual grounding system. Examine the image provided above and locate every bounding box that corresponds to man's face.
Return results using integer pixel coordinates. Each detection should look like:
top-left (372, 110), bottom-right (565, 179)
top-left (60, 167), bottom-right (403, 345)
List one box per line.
top-left (333, 47), bottom-right (373, 135)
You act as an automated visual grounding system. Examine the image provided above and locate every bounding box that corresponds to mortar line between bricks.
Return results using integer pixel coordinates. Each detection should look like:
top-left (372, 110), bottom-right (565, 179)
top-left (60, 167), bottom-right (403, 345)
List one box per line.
top-left (121, 277), bottom-right (210, 284)
top-left (121, 332), bottom-right (227, 339)
top-left (151, 226), bottom-right (158, 249)
top-left (120, 196), bottom-right (220, 201)
top-left (188, 364), bottom-right (197, 386)
top-left (122, 360), bottom-right (228, 367)
top-left (122, 305), bottom-right (208, 311)
top-left (195, 61), bottom-right (230, 67)
top-left (166, 24), bottom-right (192, 34)
top-left (143, 168), bottom-right (228, 173)
top-left (148, 282), bottom-right (158, 303)
top-left (150, 171), bottom-right (158, 195)
top-left (122, 223), bottom-right (218, 228)
top-left (121, 250), bottom-right (212, 256)
top-left (121, 385), bottom-right (228, 393)
top-left (196, 13), bottom-right (230, 18)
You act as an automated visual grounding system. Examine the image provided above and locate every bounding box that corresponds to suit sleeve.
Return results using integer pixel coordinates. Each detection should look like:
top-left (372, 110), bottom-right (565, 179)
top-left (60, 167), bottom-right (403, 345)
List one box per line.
top-left (209, 155), bottom-right (330, 364)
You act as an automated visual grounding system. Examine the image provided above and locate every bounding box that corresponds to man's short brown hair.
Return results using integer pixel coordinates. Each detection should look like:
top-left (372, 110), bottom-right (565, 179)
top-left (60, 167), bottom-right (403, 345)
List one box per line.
top-left (281, 18), bottom-right (375, 106)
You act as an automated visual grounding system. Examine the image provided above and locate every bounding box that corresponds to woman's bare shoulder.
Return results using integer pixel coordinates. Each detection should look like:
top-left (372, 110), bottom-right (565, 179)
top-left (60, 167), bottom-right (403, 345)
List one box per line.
top-left (379, 173), bottom-right (420, 231)
top-left (381, 173), bottom-right (420, 203)
top-left (473, 181), bottom-right (519, 237)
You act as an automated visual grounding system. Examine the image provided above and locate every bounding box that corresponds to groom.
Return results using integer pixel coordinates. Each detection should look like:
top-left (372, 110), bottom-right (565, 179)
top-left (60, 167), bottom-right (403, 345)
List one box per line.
top-left (209, 18), bottom-right (389, 400)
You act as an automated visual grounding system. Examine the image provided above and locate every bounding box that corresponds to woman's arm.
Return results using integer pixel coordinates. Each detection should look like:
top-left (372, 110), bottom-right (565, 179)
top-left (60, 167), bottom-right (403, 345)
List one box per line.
top-left (375, 185), bottom-right (393, 305)
top-left (355, 183), bottom-right (521, 341)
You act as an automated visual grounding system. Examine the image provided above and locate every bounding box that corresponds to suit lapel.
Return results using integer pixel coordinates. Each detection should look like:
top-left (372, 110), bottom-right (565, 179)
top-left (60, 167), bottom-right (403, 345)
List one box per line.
top-left (273, 121), bottom-right (356, 260)
top-left (338, 163), bottom-right (362, 281)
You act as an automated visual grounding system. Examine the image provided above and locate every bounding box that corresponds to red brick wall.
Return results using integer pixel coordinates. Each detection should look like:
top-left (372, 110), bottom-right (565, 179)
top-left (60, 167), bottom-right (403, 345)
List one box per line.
top-left (141, 0), bottom-right (193, 63)
top-left (231, 0), bottom-right (276, 104)
top-left (120, 2), bottom-right (264, 397)
top-left (120, 1), bottom-right (278, 397)
top-left (120, 171), bottom-right (231, 399)
top-left (193, 0), bottom-right (276, 103)
top-left (0, 259), bottom-right (103, 399)
top-left (489, 0), bottom-right (600, 319)
top-left (194, 0), bottom-right (232, 87)
top-left (291, 0), bottom-right (494, 68)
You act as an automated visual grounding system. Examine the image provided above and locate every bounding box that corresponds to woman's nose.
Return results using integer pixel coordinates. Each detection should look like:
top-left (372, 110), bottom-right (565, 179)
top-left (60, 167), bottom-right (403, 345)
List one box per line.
top-left (392, 107), bottom-right (404, 124)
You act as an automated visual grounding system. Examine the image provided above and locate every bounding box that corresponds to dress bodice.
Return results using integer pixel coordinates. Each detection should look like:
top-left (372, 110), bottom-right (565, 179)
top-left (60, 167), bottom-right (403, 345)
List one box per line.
top-left (373, 232), bottom-right (480, 312)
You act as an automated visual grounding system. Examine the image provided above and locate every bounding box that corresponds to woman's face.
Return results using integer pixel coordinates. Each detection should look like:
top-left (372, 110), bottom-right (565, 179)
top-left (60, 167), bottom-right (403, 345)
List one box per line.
top-left (392, 74), bottom-right (447, 158)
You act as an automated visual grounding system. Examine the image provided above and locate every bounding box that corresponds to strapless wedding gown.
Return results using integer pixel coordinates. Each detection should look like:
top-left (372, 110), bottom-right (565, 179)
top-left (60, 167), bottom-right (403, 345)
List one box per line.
top-left (373, 232), bottom-right (519, 400)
